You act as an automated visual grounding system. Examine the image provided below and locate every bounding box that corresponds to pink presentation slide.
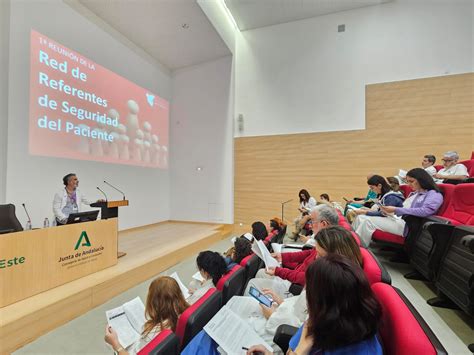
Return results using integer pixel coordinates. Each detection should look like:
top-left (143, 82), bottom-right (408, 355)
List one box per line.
top-left (29, 30), bottom-right (169, 168)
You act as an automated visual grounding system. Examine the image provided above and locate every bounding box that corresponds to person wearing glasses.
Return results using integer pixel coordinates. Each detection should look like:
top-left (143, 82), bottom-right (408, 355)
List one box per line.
top-left (244, 205), bottom-right (339, 299)
top-left (433, 151), bottom-right (469, 183)
top-left (53, 173), bottom-right (92, 225)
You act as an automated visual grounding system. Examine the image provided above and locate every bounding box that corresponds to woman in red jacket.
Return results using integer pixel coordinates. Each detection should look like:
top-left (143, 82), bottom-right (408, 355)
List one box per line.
top-left (244, 205), bottom-right (339, 298)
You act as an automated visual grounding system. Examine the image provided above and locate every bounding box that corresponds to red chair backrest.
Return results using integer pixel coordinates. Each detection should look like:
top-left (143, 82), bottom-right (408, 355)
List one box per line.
top-left (371, 283), bottom-right (439, 355)
top-left (442, 184), bottom-right (474, 225)
top-left (434, 165), bottom-right (443, 172)
top-left (239, 253), bottom-right (253, 267)
top-left (360, 248), bottom-right (383, 285)
top-left (399, 185), bottom-right (414, 198)
top-left (216, 264), bottom-right (246, 304)
top-left (459, 159), bottom-right (474, 176)
top-left (137, 329), bottom-right (177, 355)
top-left (437, 183), bottom-right (455, 216)
top-left (216, 265), bottom-right (240, 290)
top-left (175, 288), bottom-right (221, 347)
top-left (471, 151), bottom-right (474, 160)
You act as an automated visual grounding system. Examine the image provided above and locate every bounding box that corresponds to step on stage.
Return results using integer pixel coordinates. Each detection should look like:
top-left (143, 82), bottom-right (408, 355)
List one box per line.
top-left (0, 221), bottom-right (232, 354)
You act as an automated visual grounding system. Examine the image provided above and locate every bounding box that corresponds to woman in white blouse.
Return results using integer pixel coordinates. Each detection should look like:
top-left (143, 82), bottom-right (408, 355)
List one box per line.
top-left (292, 189), bottom-right (317, 238)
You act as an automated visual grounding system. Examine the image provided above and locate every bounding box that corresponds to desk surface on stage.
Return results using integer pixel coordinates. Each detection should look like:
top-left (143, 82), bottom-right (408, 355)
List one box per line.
top-left (0, 221), bottom-right (231, 354)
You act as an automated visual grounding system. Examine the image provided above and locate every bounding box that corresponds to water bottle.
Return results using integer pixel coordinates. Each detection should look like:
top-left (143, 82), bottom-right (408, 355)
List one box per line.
top-left (25, 221), bottom-right (32, 230)
top-left (43, 218), bottom-right (50, 228)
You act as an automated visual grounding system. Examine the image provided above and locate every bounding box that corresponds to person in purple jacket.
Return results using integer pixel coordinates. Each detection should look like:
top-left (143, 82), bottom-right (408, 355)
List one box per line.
top-left (379, 168), bottom-right (443, 237)
top-left (354, 169), bottom-right (443, 245)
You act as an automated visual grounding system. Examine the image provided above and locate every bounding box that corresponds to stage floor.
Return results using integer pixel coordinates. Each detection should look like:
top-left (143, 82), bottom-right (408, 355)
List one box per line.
top-left (0, 221), bottom-right (231, 354)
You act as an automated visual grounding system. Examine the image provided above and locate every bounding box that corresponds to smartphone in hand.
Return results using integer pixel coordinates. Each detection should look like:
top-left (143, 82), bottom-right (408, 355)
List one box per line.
top-left (249, 286), bottom-right (273, 308)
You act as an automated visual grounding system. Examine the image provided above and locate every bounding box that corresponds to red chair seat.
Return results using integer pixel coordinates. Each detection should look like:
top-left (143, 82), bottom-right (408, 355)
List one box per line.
top-left (372, 229), bottom-right (405, 245)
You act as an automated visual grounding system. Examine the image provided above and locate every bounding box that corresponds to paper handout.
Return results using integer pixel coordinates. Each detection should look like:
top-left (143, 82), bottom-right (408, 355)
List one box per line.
top-left (170, 272), bottom-right (191, 299)
top-left (105, 296), bottom-right (145, 348)
top-left (204, 305), bottom-right (273, 355)
top-left (252, 240), bottom-right (280, 271)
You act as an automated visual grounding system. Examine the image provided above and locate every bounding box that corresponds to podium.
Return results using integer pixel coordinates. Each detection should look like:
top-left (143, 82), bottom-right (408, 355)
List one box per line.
top-left (91, 200), bottom-right (129, 219)
top-left (0, 219), bottom-right (118, 307)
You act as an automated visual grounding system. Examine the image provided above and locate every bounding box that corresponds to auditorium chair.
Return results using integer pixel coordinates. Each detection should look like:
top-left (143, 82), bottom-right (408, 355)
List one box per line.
top-left (372, 283), bottom-right (447, 355)
top-left (289, 246), bottom-right (391, 296)
top-left (335, 210), bottom-right (364, 247)
top-left (408, 183), bottom-right (474, 281)
top-left (428, 225), bottom-right (474, 318)
top-left (137, 329), bottom-right (180, 355)
top-left (239, 254), bottom-right (261, 283)
top-left (360, 248), bottom-right (391, 285)
top-left (0, 204), bottom-right (23, 234)
top-left (175, 288), bottom-right (222, 348)
top-left (216, 264), bottom-right (246, 304)
top-left (270, 225), bottom-right (287, 245)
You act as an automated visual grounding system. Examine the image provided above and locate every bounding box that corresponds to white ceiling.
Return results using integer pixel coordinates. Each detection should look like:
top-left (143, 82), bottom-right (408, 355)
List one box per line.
top-left (225, 0), bottom-right (393, 31)
top-left (78, 0), bottom-right (231, 71)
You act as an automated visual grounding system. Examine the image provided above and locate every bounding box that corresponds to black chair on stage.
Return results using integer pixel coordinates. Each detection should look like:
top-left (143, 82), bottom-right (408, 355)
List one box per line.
top-left (0, 204), bottom-right (23, 234)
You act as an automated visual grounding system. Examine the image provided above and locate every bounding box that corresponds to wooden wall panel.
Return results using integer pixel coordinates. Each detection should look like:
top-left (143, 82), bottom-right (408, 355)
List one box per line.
top-left (235, 73), bottom-right (474, 226)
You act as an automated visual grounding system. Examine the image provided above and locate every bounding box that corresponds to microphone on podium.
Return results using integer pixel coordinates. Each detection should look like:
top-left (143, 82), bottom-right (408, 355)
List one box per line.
top-left (22, 203), bottom-right (32, 229)
top-left (22, 203), bottom-right (32, 223)
top-left (96, 187), bottom-right (108, 202)
top-left (103, 180), bottom-right (126, 200)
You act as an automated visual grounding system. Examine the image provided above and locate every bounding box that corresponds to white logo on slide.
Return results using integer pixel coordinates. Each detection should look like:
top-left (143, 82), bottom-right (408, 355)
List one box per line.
top-left (146, 93), bottom-right (155, 107)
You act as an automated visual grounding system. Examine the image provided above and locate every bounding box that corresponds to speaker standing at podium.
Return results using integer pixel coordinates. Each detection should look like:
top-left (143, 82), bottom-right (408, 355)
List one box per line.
top-left (52, 173), bottom-right (102, 225)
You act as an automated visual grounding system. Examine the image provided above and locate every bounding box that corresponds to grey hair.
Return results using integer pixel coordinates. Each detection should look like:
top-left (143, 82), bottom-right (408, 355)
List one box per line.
top-left (443, 151), bottom-right (459, 160)
top-left (311, 204), bottom-right (339, 225)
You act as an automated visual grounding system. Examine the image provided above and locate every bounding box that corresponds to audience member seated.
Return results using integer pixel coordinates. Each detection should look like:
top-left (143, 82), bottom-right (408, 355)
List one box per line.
top-left (387, 177), bottom-right (401, 193)
top-left (378, 168), bottom-right (443, 237)
top-left (422, 154), bottom-right (438, 177)
top-left (343, 173), bottom-right (378, 216)
top-left (433, 151), bottom-right (469, 183)
top-left (104, 276), bottom-right (189, 355)
top-left (224, 235), bottom-right (253, 270)
top-left (249, 254), bottom-right (382, 355)
top-left (291, 189), bottom-right (317, 239)
top-left (319, 193), bottom-right (344, 214)
top-left (183, 226), bottom-right (364, 354)
top-left (252, 221), bottom-right (268, 241)
top-left (187, 251), bottom-right (227, 304)
top-left (258, 226), bottom-right (363, 345)
top-left (352, 175), bottom-right (404, 245)
top-left (245, 205), bottom-right (339, 298)
top-left (264, 217), bottom-right (286, 244)
top-left (395, 154), bottom-right (437, 184)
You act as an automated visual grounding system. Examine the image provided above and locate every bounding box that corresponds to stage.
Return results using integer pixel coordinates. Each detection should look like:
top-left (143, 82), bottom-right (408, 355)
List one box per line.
top-left (0, 221), bottom-right (232, 354)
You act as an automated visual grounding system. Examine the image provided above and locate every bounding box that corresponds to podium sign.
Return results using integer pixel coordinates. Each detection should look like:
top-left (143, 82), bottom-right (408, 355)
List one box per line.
top-left (0, 218), bottom-right (118, 307)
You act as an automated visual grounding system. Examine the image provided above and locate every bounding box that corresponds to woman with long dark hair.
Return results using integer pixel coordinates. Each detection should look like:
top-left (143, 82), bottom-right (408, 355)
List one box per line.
top-left (292, 189), bottom-right (317, 239)
top-left (246, 254), bottom-right (382, 355)
top-left (287, 254), bottom-right (382, 354)
top-left (352, 174), bottom-right (405, 245)
top-left (252, 221), bottom-right (269, 241)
